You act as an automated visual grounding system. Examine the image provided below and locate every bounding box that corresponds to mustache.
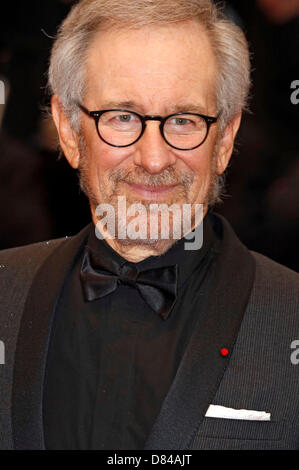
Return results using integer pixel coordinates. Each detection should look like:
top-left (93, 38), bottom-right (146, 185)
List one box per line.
top-left (107, 166), bottom-right (194, 189)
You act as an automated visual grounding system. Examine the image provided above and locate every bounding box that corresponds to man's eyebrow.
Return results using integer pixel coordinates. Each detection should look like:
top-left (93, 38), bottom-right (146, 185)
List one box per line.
top-left (167, 103), bottom-right (208, 114)
top-left (97, 100), bottom-right (139, 110)
top-left (95, 100), bottom-right (209, 115)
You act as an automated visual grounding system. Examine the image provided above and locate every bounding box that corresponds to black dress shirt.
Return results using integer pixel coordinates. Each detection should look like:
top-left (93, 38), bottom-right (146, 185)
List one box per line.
top-left (43, 212), bottom-right (221, 449)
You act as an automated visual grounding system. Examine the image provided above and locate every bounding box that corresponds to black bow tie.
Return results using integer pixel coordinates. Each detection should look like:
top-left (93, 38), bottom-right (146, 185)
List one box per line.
top-left (80, 247), bottom-right (178, 320)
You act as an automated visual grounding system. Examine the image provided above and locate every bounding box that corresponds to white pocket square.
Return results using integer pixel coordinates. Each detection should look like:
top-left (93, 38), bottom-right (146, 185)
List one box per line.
top-left (205, 404), bottom-right (271, 421)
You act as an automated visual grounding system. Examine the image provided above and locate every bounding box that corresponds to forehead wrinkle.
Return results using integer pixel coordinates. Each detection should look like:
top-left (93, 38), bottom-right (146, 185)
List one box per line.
top-left (102, 61), bottom-right (213, 83)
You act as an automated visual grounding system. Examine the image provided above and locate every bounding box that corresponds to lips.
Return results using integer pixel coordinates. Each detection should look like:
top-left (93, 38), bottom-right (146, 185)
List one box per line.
top-left (124, 182), bottom-right (178, 200)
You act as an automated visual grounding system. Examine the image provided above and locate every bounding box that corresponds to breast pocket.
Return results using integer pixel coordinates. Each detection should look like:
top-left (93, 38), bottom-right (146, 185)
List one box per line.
top-left (197, 417), bottom-right (284, 441)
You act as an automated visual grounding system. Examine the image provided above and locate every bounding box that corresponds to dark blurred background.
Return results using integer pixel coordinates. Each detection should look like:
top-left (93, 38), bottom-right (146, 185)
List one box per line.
top-left (0, 0), bottom-right (298, 271)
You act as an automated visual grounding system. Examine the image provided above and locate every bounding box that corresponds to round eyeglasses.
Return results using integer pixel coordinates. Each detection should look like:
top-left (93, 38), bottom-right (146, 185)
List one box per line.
top-left (76, 102), bottom-right (218, 151)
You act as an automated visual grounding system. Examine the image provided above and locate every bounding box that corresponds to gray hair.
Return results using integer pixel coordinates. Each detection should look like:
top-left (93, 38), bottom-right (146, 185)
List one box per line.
top-left (48, 0), bottom-right (251, 134)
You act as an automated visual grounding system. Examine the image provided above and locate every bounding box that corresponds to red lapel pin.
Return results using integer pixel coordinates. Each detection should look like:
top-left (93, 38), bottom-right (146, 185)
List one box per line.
top-left (220, 348), bottom-right (229, 357)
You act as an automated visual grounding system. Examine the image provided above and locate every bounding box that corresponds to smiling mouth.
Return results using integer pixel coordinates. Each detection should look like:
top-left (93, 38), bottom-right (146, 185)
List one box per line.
top-left (124, 182), bottom-right (179, 199)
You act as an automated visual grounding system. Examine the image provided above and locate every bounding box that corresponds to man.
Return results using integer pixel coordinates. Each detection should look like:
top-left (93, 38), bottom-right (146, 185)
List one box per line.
top-left (1, 0), bottom-right (299, 450)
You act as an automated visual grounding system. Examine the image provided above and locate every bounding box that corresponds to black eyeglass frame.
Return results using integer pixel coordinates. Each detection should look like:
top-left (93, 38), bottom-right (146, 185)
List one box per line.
top-left (76, 101), bottom-right (219, 151)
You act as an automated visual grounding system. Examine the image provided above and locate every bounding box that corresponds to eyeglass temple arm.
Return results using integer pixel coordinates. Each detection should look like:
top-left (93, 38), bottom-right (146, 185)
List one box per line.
top-left (75, 101), bottom-right (92, 116)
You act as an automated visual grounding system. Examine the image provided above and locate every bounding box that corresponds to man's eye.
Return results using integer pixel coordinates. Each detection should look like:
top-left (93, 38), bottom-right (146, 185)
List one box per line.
top-left (116, 114), bottom-right (133, 122)
top-left (173, 118), bottom-right (191, 126)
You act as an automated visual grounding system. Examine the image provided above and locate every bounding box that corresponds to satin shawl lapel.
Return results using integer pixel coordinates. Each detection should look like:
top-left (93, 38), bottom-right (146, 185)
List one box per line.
top-left (12, 224), bottom-right (92, 450)
top-left (144, 214), bottom-right (256, 450)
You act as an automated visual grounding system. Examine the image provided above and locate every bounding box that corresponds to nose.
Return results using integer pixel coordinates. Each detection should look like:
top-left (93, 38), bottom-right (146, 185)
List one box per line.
top-left (133, 121), bottom-right (176, 174)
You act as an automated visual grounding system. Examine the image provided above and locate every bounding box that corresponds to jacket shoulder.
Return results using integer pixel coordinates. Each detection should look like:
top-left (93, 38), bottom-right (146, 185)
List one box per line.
top-left (251, 250), bottom-right (299, 292)
top-left (0, 237), bottom-right (69, 288)
top-left (249, 251), bottom-right (299, 314)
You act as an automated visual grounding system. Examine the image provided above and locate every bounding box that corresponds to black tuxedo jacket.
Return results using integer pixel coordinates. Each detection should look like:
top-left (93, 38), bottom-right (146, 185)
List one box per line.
top-left (1, 213), bottom-right (299, 450)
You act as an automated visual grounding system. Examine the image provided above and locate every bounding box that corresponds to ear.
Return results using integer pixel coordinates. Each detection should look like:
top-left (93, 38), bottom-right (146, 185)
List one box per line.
top-left (216, 112), bottom-right (242, 175)
top-left (51, 95), bottom-right (80, 169)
